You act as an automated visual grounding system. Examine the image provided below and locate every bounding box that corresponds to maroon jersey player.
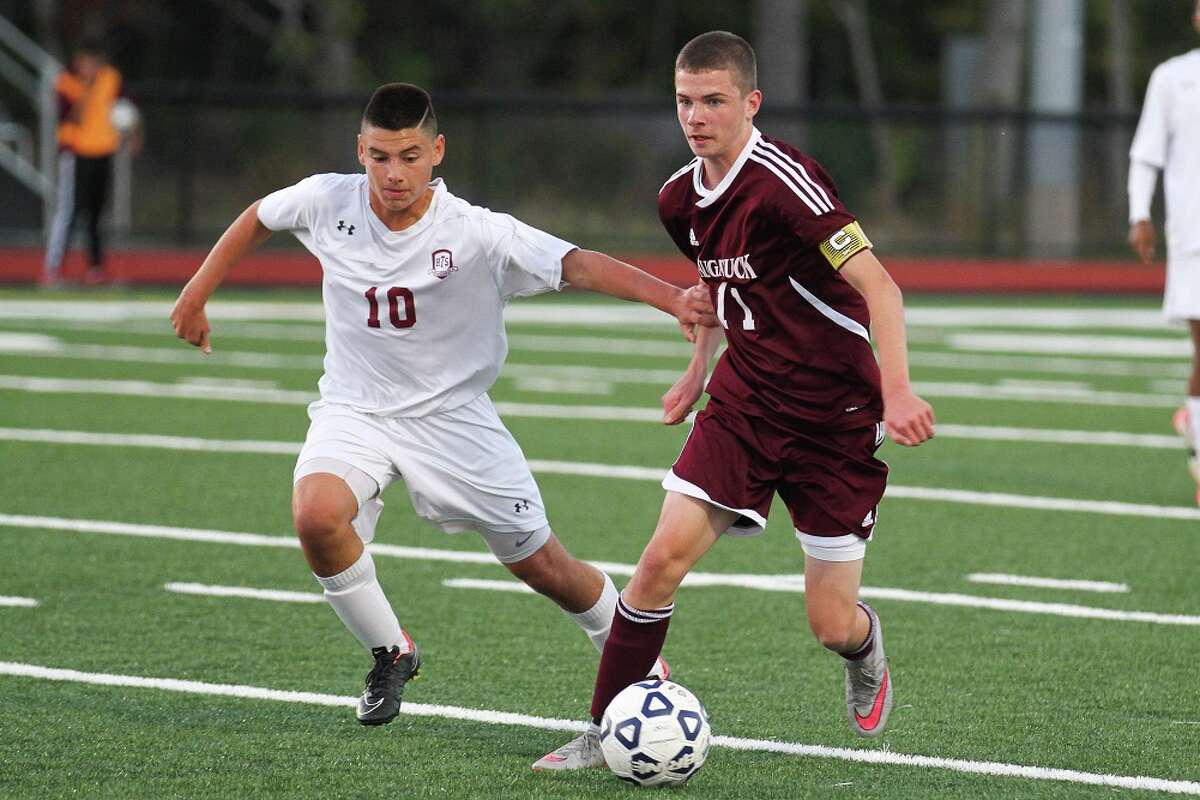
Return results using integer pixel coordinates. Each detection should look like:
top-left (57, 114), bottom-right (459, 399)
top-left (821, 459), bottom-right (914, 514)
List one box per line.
top-left (534, 31), bottom-right (934, 771)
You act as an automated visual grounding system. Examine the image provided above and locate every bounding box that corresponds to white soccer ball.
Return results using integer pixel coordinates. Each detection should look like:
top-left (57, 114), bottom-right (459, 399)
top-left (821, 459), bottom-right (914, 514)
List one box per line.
top-left (599, 679), bottom-right (711, 787)
top-left (109, 98), bottom-right (140, 134)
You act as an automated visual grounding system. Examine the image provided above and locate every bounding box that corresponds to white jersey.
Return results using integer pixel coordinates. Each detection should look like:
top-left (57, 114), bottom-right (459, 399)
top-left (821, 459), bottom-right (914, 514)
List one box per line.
top-left (1130, 49), bottom-right (1200, 257)
top-left (257, 174), bottom-right (574, 416)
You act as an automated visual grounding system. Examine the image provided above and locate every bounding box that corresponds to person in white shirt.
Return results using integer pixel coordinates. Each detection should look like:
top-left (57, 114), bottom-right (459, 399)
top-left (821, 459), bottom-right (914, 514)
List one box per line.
top-left (1128, 0), bottom-right (1200, 503)
top-left (170, 83), bottom-right (715, 726)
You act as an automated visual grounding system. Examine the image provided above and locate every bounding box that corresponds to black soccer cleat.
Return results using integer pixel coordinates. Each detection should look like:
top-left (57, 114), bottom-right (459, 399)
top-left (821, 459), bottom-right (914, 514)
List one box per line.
top-left (356, 643), bottom-right (421, 726)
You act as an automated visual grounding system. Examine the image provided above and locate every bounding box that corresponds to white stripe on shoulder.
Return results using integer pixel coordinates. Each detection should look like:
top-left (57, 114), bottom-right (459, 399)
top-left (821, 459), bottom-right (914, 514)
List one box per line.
top-left (788, 277), bottom-right (870, 341)
top-left (751, 145), bottom-right (832, 214)
top-left (747, 153), bottom-right (825, 216)
top-left (757, 140), bottom-right (834, 210)
top-left (659, 158), bottom-right (700, 195)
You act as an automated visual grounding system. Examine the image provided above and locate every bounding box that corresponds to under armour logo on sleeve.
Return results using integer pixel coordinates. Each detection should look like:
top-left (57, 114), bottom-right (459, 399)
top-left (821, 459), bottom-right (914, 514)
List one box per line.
top-left (337, 220), bottom-right (355, 235)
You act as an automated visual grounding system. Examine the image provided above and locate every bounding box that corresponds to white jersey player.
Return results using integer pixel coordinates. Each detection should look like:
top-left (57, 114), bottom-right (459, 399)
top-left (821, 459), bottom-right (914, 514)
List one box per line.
top-left (1128, 0), bottom-right (1200, 502)
top-left (171, 83), bottom-right (715, 727)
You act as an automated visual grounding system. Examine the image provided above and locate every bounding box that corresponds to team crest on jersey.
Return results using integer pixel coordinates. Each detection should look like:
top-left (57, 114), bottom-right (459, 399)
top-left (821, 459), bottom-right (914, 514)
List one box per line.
top-left (429, 248), bottom-right (458, 280)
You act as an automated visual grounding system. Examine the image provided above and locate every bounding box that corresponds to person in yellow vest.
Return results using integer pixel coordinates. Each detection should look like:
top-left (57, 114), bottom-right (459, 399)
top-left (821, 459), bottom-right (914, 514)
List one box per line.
top-left (41, 41), bottom-right (131, 286)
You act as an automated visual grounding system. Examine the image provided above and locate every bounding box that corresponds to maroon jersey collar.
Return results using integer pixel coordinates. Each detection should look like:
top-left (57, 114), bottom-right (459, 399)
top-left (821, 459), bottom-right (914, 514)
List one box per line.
top-left (693, 127), bottom-right (762, 208)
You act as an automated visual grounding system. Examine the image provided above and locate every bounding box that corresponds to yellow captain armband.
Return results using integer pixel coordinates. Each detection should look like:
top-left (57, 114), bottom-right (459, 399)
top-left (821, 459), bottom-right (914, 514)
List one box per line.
top-left (819, 221), bottom-right (872, 269)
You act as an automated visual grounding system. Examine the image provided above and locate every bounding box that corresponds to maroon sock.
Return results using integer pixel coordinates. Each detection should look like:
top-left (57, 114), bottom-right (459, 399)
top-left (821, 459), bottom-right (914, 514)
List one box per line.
top-left (589, 596), bottom-right (673, 721)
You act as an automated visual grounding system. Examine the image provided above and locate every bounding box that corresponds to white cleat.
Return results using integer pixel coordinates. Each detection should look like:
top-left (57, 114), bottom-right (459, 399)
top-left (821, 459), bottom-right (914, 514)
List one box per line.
top-left (532, 722), bottom-right (605, 771)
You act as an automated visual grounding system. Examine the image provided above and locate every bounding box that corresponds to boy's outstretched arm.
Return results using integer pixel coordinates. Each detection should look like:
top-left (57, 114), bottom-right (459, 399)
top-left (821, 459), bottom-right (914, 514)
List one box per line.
top-left (170, 200), bottom-right (273, 353)
top-left (561, 248), bottom-right (716, 341)
top-left (839, 249), bottom-right (935, 447)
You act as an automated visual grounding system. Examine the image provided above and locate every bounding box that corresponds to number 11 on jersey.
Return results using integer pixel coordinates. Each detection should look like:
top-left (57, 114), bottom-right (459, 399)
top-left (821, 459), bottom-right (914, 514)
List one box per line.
top-left (716, 281), bottom-right (756, 331)
top-left (365, 286), bottom-right (416, 329)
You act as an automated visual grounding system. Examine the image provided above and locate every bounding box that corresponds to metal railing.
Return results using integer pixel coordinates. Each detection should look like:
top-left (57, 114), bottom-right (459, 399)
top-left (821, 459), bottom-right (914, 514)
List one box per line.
top-left (0, 13), bottom-right (60, 235)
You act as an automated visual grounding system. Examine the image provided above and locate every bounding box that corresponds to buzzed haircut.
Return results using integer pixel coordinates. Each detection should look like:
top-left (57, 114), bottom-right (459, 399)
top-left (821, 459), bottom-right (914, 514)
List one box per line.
top-left (675, 31), bottom-right (758, 95)
top-left (362, 83), bottom-right (438, 136)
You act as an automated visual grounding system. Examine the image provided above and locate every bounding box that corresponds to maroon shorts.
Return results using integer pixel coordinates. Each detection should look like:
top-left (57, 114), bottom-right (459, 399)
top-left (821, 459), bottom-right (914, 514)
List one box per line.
top-left (665, 398), bottom-right (888, 540)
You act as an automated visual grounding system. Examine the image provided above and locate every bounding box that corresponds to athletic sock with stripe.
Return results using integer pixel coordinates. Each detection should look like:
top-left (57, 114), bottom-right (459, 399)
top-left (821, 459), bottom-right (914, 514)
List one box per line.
top-left (589, 596), bottom-right (673, 721)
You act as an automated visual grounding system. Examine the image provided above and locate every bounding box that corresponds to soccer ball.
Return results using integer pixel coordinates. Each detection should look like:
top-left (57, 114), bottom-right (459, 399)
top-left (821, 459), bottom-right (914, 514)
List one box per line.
top-left (109, 98), bottom-right (140, 134)
top-left (599, 679), bottom-right (711, 787)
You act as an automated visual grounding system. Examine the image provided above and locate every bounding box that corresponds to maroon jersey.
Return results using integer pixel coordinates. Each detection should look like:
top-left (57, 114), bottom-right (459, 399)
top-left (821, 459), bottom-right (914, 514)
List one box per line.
top-left (659, 129), bottom-right (882, 430)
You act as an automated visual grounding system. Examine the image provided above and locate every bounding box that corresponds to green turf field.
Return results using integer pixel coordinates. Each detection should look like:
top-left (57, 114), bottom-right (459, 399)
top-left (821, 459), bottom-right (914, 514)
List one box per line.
top-left (0, 288), bottom-right (1197, 799)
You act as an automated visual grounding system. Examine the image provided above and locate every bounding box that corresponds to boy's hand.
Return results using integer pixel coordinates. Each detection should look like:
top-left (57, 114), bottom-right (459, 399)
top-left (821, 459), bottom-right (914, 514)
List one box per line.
top-left (883, 390), bottom-right (935, 446)
top-left (171, 295), bottom-right (212, 353)
top-left (662, 368), bottom-right (706, 425)
top-left (675, 283), bottom-right (717, 341)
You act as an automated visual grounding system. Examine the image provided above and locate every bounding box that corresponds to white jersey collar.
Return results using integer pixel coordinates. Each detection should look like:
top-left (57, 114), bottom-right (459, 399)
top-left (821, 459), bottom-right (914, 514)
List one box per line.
top-left (693, 127), bottom-right (761, 208)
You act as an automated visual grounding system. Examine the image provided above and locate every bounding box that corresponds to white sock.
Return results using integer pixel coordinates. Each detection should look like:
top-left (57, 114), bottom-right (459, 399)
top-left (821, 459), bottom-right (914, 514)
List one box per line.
top-left (565, 572), bottom-right (618, 652)
top-left (315, 550), bottom-right (409, 653)
top-left (1188, 397), bottom-right (1200, 445)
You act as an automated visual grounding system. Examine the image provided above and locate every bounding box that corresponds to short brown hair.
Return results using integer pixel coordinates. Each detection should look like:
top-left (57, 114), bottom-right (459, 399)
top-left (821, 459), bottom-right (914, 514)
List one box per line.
top-left (675, 31), bottom-right (758, 95)
top-left (362, 83), bottom-right (438, 136)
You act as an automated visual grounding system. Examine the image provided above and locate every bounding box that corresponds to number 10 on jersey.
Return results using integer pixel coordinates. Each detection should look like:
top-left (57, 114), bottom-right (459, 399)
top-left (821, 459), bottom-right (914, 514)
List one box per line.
top-left (365, 287), bottom-right (416, 329)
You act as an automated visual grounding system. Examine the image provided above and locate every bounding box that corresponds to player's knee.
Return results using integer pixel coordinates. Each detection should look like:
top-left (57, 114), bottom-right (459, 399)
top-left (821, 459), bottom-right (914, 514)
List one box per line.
top-left (291, 493), bottom-right (350, 545)
top-left (636, 544), bottom-right (687, 588)
top-left (506, 546), bottom-right (562, 596)
top-left (625, 550), bottom-right (686, 606)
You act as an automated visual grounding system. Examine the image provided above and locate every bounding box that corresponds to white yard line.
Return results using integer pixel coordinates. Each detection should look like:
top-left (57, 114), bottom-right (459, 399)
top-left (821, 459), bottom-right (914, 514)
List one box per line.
top-left (907, 350), bottom-right (1191, 378)
top-left (505, 363), bottom-right (686, 384)
top-left (932, 424), bottom-right (1181, 450)
top-left (0, 428), bottom-right (302, 454)
top-left (510, 377), bottom-right (615, 395)
top-left (2, 515), bottom-right (1194, 626)
top-left (0, 661), bottom-right (1195, 795)
top-left (444, 577), bottom-right (1193, 626)
top-left (884, 485), bottom-right (1200, 522)
top-left (0, 336), bottom-right (700, 383)
top-left (950, 333), bottom-right (1192, 359)
top-left (0, 596), bottom-right (39, 607)
top-left (0, 427), bottom-right (1196, 518)
top-left (966, 574), bottom-right (1129, 593)
top-left (0, 375), bottom-right (677, 418)
top-left (443, 578), bottom-right (535, 594)
top-left (0, 366), bottom-right (1190, 416)
top-left (507, 334), bottom-right (695, 357)
top-left (0, 335), bottom-right (325, 369)
top-left (0, 319), bottom-right (691, 356)
top-left (1, 335), bottom-right (1193, 397)
top-left (911, 381), bottom-right (1180, 408)
top-left (163, 582), bottom-right (324, 603)
top-left (905, 308), bottom-right (1172, 330)
top-left (0, 423), bottom-right (1185, 455)
top-left (0, 374), bottom-right (319, 404)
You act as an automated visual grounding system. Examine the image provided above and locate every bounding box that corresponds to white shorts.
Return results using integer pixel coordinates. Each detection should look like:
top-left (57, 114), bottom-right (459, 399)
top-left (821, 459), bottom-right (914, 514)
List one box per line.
top-left (1164, 253), bottom-right (1200, 324)
top-left (293, 395), bottom-right (551, 563)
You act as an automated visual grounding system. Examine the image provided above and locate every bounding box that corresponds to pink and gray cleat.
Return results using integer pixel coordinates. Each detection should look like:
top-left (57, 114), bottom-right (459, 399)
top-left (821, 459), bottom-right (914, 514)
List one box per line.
top-left (532, 721), bottom-right (605, 771)
top-left (844, 603), bottom-right (893, 738)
